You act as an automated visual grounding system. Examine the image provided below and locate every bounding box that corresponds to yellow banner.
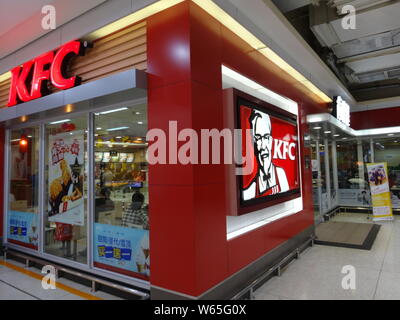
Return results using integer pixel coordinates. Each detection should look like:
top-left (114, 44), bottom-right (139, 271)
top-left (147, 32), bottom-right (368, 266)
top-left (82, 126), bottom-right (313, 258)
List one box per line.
top-left (367, 162), bottom-right (393, 221)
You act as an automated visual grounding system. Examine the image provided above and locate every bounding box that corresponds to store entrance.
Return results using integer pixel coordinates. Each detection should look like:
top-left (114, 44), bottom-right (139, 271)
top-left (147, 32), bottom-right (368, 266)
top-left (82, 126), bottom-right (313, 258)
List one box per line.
top-left (5, 101), bottom-right (150, 283)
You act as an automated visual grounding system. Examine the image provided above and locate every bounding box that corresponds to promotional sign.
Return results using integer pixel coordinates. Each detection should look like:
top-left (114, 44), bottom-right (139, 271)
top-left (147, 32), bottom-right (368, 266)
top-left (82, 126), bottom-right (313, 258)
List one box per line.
top-left (339, 189), bottom-right (371, 207)
top-left (7, 211), bottom-right (39, 249)
top-left (367, 162), bottom-right (394, 221)
top-left (93, 223), bottom-right (150, 279)
top-left (8, 40), bottom-right (87, 107)
top-left (238, 98), bottom-right (300, 210)
top-left (47, 130), bottom-right (85, 226)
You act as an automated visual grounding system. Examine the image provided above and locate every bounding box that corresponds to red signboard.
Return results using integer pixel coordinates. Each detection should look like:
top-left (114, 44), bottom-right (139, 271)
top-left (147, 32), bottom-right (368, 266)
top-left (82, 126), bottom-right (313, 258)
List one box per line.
top-left (8, 40), bottom-right (86, 107)
top-left (237, 95), bottom-right (300, 213)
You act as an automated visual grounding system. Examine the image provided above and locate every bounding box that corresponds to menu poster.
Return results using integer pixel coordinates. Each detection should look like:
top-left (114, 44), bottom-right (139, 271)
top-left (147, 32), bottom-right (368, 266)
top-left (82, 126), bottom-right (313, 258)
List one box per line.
top-left (95, 152), bottom-right (103, 162)
top-left (119, 153), bottom-right (128, 163)
top-left (103, 152), bottom-right (111, 163)
top-left (47, 131), bottom-right (85, 226)
top-left (367, 162), bottom-right (394, 221)
top-left (126, 153), bottom-right (135, 163)
top-left (110, 151), bottom-right (120, 162)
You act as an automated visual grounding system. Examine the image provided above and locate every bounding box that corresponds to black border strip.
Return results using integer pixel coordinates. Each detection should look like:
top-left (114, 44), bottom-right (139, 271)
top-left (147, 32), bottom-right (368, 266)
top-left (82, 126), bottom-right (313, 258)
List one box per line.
top-left (315, 224), bottom-right (381, 251)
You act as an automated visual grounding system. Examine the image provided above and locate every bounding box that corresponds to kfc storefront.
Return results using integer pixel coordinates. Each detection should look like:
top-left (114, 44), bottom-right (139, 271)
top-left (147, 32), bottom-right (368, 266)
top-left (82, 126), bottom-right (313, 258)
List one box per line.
top-left (0, 0), bottom-right (331, 299)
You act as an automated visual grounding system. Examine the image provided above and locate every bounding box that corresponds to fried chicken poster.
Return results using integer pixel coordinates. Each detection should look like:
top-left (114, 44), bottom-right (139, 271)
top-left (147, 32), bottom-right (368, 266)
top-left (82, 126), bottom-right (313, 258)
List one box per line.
top-left (48, 131), bottom-right (85, 226)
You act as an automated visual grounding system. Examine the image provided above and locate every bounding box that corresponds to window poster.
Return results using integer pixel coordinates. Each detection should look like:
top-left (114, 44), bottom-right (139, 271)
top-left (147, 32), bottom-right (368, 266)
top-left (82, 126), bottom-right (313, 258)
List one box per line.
top-left (367, 162), bottom-right (394, 221)
top-left (7, 211), bottom-right (39, 249)
top-left (93, 223), bottom-right (150, 279)
top-left (47, 131), bottom-right (85, 226)
top-left (95, 152), bottom-right (103, 162)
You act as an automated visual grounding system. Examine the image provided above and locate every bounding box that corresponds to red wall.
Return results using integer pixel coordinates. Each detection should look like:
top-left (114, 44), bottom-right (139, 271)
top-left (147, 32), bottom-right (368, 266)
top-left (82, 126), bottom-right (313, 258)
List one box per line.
top-left (147, 1), bottom-right (328, 297)
top-left (352, 107), bottom-right (400, 130)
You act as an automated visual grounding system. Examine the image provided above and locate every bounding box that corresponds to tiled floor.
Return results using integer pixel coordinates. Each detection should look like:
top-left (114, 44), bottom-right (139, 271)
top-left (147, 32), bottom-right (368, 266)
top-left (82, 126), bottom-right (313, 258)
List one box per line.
top-left (254, 213), bottom-right (400, 300)
top-left (0, 257), bottom-right (123, 300)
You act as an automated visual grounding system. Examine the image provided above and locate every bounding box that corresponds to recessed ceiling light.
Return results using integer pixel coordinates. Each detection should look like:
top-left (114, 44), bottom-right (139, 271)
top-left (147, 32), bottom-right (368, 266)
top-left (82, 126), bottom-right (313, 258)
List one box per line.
top-left (314, 127), bottom-right (322, 130)
top-left (333, 134), bottom-right (340, 137)
top-left (324, 131), bottom-right (331, 134)
top-left (96, 127), bottom-right (102, 130)
top-left (138, 122), bottom-right (143, 125)
top-left (136, 112), bottom-right (141, 115)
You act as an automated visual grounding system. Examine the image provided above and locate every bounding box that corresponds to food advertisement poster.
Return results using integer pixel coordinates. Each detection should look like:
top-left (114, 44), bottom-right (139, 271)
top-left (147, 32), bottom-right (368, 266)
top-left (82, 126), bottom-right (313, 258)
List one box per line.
top-left (367, 162), bottom-right (394, 221)
top-left (94, 223), bottom-right (150, 279)
top-left (48, 131), bottom-right (85, 226)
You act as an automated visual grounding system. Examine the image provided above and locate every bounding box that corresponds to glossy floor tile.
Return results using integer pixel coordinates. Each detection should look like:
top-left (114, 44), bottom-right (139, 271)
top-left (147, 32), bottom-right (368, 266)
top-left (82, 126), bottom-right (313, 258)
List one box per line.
top-left (254, 213), bottom-right (400, 300)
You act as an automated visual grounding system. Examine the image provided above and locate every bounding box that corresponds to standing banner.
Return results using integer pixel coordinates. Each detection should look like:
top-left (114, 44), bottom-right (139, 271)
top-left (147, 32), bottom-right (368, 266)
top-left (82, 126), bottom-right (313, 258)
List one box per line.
top-left (367, 162), bottom-right (394, 221)
top-left (47, 130), bottom-right (85, 226)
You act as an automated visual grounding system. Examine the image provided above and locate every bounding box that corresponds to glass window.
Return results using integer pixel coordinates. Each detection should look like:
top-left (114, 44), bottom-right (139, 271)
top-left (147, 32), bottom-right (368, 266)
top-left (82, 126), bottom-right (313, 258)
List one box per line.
top-left (92, 104), bottom-right (150, 280)
top-left (7, 127), bottom-right (40, 250)
top-left (44, 117), bottom-right (88, 263)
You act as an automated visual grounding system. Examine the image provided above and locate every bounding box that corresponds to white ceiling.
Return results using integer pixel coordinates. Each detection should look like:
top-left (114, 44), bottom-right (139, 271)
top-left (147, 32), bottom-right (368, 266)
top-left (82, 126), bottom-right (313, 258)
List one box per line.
top-left (0, 0), bottom-right (106, 59)
top-left (0, 0), bottom-right (57, 37)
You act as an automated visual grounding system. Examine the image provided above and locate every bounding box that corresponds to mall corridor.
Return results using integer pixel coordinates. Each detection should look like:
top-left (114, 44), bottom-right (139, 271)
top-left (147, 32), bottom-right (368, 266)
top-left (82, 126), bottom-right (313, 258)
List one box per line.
top-left (255, 213), bottom-right (400, 300)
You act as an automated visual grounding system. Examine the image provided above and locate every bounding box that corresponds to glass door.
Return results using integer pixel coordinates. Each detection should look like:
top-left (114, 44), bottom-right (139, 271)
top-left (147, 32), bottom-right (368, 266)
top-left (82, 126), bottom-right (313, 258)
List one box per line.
top-left (43, 116), bottom-right (88, 264)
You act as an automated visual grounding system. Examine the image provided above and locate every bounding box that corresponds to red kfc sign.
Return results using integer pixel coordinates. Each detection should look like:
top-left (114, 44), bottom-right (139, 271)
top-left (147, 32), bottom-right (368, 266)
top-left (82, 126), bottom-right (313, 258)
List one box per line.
top-left (8, 40), bottom-right (87, 107)
top-left (238, 96), bottom-right (300, 212)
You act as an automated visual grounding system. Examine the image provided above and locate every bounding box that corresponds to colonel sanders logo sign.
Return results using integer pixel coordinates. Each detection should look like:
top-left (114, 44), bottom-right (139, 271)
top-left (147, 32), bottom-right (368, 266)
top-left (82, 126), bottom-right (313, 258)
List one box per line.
top-left (240, 102), bottom-right (299, 205)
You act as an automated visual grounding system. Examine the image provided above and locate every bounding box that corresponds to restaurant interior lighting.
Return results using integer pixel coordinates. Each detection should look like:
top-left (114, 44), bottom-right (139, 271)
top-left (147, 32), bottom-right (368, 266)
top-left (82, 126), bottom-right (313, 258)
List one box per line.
top-left (107, 126), bottom-right (129, 132)
top-left (98, 107), bottom-right (128, 115)
top-left (49, 119), bottom-right (71, 125)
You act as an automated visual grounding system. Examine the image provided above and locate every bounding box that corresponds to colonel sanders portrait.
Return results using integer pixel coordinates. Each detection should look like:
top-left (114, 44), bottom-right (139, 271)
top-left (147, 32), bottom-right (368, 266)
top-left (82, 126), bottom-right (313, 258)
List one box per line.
top-left (242, 110), bottom-right (289, 201)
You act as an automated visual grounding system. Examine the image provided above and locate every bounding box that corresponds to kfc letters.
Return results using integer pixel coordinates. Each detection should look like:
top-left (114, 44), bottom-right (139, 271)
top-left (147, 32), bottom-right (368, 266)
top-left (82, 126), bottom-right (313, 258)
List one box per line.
top-left (8, 41), bottom-right (86, 107)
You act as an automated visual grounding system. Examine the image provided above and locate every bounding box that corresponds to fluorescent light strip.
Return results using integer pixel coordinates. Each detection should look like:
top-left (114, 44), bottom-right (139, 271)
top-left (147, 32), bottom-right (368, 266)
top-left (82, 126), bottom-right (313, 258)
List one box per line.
top-left (88, 0), bottom-right (185, 40)
top-left (96, 141), bottom-right (148, 146)
top-left (98, 107), bottom-right (128, 115)
top-left (49, 119), bottom-right (71, 125)
top-left (106, 126), bottom-right (129, 132)
top-left (222, 66), bottom-right (298, 116)
top-left (193, 0), bottom-right (332, 103)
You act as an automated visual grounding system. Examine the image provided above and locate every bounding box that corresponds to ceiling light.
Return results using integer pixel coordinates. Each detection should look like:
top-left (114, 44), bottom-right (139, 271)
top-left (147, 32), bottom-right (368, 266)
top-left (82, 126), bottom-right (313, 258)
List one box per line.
top-left (49, 119), bottom-right (71, 125)
top-left (107, 126), bottom-right (129, 132)
top-left (99, 107), bottom-right (128, 115)
top-left (96, 127), bottom-right (102, 130)
top-left (334, 134), bottom-right (340, 137)
top-left (138, 122), bottom-right (143, 125)
top-left (314, 127), bottom-right (322, 130)
top-left (324, 131), bottom-right (331, 134)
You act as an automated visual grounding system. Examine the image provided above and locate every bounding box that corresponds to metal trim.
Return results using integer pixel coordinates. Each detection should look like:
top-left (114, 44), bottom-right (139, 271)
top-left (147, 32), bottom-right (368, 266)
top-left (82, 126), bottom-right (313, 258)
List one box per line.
top-left (0, 69), bottom-right (147, 123)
